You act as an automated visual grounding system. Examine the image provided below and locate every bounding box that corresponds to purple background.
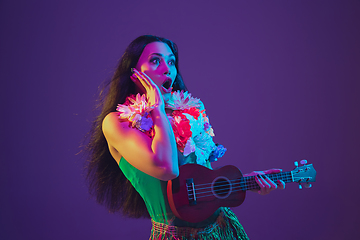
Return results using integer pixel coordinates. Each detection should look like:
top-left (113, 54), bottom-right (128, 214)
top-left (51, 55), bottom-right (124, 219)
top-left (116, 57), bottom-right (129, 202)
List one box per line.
top-left (1, 1), bottom-right (359, 239)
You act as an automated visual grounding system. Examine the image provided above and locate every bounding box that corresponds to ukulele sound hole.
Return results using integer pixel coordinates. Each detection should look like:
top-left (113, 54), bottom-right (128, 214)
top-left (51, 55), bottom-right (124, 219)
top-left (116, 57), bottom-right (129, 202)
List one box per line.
top-left (211, 176), bottom-right (232, 199)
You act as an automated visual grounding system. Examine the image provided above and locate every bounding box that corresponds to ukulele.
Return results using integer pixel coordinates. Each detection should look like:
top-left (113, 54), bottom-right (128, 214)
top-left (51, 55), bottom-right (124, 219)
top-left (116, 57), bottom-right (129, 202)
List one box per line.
top-left (167, 160), bottom-right (316, 223)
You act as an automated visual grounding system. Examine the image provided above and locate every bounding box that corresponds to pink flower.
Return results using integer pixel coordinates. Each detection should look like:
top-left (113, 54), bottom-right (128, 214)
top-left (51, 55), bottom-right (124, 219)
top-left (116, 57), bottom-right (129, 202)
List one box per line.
top-left (116, 94), bottom-right (156, 138)
top-left (170, 112), bottom-right (192, 152)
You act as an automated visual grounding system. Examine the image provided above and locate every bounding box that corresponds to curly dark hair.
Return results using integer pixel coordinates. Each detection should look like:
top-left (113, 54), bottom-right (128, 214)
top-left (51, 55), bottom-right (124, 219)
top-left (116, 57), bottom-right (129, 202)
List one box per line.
top-left (85, 35), bottom-right (187, 218)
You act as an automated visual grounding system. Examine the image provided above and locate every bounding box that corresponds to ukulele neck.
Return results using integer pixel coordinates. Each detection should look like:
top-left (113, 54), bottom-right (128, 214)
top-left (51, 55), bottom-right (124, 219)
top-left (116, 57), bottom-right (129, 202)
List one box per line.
top-left (240, 172), bottom-right (293, 191)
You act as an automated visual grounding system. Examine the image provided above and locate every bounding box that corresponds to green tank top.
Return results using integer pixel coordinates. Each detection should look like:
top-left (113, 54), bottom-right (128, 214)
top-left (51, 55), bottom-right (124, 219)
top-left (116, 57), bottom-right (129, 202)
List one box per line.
top-left (119, 157), bottom-right (220, 226)
top-left (119, 156), bottom-right (175, 224)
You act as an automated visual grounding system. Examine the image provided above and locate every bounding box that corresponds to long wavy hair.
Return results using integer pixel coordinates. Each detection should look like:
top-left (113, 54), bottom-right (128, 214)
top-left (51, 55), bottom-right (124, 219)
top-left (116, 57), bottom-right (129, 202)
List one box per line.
top-left (85, 35), bottom-right (187, 218)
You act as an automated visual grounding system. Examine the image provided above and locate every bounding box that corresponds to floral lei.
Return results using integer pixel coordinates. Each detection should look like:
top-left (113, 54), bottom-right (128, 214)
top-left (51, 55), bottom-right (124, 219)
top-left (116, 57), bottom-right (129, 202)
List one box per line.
top-left (116, 91), bottom-right (226, 166)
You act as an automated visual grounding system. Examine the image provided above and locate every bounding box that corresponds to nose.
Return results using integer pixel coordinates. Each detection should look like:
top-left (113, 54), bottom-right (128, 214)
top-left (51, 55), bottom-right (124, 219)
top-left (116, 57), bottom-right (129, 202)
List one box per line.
top-left (162, 62), bottom-right (171, 76)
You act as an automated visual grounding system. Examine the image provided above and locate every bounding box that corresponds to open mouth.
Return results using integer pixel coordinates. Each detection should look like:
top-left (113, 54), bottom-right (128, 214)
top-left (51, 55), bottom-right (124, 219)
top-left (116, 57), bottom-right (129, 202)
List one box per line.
top-left (161, 79), bottom-right (172, 92)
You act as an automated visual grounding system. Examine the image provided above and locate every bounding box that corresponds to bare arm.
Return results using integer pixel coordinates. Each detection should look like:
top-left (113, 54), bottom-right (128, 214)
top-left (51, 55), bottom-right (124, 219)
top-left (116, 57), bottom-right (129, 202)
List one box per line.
top-left (102, 70), bottom-right (178, 181)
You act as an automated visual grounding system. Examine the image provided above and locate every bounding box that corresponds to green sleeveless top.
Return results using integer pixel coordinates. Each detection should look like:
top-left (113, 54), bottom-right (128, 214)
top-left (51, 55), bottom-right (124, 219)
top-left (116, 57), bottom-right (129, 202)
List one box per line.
top-left (119, 157), bottom-right (220, 226)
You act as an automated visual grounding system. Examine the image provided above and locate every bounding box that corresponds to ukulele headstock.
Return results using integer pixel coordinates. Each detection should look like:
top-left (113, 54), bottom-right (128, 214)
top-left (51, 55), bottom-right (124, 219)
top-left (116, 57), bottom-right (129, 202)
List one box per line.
top-left (291, 160), bottom-right (316, 189)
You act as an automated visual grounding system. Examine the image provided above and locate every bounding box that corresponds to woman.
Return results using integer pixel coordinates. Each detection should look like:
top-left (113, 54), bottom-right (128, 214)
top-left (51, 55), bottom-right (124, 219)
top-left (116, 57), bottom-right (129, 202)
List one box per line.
top-left (86, 35), bottom-right (285, 239)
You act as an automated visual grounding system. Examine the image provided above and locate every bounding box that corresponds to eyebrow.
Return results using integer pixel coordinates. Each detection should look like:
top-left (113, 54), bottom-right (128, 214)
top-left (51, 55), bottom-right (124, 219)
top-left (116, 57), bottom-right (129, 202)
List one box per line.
top-left (149, 53), bottom-right (175, 58)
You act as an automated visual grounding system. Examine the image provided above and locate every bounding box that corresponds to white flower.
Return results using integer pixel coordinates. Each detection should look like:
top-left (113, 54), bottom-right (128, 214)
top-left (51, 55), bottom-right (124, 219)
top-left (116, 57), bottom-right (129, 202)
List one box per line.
top-left (182, 112), bottom-right (216, 165)
top-left (165, 91), bottom-right (203, 110)
top-left (183, 138), bottom-right (196, 156)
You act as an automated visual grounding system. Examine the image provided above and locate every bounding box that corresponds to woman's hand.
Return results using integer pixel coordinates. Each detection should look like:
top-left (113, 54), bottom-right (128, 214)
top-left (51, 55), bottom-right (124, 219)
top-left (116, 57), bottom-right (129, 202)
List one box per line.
top-left (244, 169), bottom-right (285, 195)
top-left (131, 68), bottom-right (165, 109)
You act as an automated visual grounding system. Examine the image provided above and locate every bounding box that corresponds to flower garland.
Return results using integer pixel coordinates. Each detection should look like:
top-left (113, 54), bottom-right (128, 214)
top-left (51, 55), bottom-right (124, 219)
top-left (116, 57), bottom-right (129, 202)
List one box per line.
top-left (116, 94), bottom-right (156, 138)
top-left (116, 91), bottom-right (226, 166)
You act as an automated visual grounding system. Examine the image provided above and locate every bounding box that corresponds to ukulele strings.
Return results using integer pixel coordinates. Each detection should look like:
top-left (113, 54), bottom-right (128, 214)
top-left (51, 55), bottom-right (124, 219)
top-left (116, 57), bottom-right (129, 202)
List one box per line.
top-left (187, 173), bottom-right (294, 200)
top-left (191, 172), bottom-right (293, 192)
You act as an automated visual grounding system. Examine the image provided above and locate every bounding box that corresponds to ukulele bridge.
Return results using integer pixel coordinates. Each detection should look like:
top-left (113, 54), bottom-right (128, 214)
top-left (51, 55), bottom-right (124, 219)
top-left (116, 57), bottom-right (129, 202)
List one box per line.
top-left (186, 178), bottom-right (197, 205)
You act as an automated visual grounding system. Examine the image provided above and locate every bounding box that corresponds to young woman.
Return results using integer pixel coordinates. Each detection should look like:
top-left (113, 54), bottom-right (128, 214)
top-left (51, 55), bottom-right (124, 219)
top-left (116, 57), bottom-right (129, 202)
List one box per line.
top-left (86, 35), bottom-right (285, 239)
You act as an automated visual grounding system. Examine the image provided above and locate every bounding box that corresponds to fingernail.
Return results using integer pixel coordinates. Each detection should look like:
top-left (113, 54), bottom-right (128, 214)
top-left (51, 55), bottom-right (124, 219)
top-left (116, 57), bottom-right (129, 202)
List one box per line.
top-left (131, 68), bottom-right (135, 73)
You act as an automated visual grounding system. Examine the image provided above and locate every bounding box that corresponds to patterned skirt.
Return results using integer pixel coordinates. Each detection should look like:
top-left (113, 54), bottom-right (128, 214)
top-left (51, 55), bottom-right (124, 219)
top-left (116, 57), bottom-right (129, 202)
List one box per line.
top-left (149, 208), bottom-right (249, 240)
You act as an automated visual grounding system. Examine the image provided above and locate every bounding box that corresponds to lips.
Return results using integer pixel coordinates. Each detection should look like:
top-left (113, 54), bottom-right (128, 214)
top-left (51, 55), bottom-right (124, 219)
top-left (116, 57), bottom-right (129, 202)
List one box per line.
top-left (161, 78), bottom-right (173, 93)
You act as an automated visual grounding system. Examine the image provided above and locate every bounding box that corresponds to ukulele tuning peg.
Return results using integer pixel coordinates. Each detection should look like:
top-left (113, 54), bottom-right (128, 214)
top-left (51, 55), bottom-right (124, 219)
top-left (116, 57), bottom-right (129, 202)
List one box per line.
top-left (294, 161), bottom-right (299, 167)
top-left (300, 159), bottom-right (308, 165)
top-left (304, 182), bottom-right (312, 188)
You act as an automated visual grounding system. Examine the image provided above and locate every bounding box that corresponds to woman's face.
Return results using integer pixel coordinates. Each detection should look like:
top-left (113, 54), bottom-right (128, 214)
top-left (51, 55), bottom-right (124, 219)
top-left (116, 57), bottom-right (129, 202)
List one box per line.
top-left (135, 41), bottom-right (177, 95)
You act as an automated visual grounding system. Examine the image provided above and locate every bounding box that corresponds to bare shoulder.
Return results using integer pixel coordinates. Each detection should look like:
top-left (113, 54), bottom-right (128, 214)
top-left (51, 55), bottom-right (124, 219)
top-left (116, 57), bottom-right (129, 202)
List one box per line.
top-left (102, 112), bottom-right (152, 150)
top-left (102, 112), bottom-right (129, 135)
top-left (103, 112), bottom-right (121, 126)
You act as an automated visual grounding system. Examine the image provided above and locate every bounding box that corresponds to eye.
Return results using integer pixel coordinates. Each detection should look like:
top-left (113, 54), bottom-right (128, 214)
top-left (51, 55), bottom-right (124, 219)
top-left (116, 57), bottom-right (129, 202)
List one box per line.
top-left (150, 57), bottom-right (160, 64)
top-left (168, 59), bottom-right (176, 66)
